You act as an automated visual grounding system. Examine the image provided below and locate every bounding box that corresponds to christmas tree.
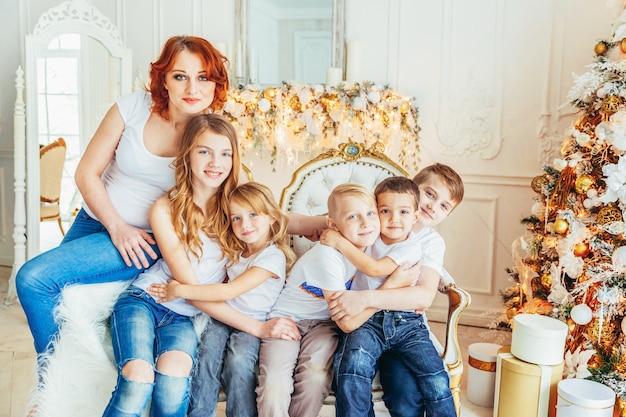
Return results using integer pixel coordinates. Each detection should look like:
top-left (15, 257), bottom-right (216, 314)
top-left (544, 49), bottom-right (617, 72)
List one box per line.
top-left (500, 11), bottom-right (626, 414)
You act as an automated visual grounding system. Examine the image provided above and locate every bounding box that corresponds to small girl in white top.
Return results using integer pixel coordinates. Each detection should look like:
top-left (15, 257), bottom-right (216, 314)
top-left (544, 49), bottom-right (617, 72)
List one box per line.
top-left (147, 182), bottom-right (296, 417)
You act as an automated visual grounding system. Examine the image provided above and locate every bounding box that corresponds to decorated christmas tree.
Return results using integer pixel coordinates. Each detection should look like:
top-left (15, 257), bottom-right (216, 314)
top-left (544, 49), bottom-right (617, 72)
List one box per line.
top-left (500, 11), bottom-right (626, 414)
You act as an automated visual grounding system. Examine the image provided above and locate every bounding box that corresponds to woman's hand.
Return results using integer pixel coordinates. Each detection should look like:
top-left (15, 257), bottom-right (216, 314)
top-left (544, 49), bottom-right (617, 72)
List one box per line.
top-left (259, 317), bottom-right (301, 340)
top-left (147, 279), bottom-right (180, 303)
top-left (108, 222), bottom-right (158, 269)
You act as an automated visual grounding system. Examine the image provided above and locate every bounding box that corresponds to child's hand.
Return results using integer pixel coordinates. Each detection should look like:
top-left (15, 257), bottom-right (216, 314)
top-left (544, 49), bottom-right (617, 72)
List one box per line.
top-left (320, 229), bottom-right (345, 249)
top-left (261, 317), bottom-right (301, 340)
top-left (328, 290), bottom-right (367, 323)
top-left (147, 279), bottom-right (180, 303)
top-left (386, 261), bottom-right (421, 288)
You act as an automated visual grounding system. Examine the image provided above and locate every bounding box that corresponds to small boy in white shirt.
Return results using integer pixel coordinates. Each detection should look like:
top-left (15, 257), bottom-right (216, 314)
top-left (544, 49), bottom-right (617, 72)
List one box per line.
top-left (255, 183), bottom-right (381, 417)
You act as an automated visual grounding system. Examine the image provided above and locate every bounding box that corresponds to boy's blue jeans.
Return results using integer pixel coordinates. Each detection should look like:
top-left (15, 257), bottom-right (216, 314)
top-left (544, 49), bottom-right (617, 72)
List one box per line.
top-left (103, 287), bottom-right (198, 417)
top-left (188, 317), bottom-right (260, 417)
top-left (15, 209), bottom-right (160, 355)
top-left (334, 311), bottom-right (456, 417)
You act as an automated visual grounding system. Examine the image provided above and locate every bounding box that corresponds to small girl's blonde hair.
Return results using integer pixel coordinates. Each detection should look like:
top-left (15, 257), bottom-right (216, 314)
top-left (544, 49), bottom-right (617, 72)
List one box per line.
top-left (219, 182), bottom-right (296, 273)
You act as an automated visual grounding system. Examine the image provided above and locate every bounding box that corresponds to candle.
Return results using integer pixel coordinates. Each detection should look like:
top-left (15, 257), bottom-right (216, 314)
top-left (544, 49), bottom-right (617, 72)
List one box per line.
top-left (235, 41), bottom-right (243, 78)
top-left (249, 48), bottom-right (257, 83)
top-left (346, 40), bottom-right (362, 82)
top-left (326, 67), bottom-right (342, 87)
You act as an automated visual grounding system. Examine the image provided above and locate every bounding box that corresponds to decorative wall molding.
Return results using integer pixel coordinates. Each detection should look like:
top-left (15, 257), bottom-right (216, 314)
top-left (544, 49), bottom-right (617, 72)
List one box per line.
top-left (33, 0), bottom-right (124, 47)
top-left (436, 0), bottom-right (504, 160)
top-left (440, 193), bottom-right (497, 295)
top-left (461, 173), bottom-right (533, 188)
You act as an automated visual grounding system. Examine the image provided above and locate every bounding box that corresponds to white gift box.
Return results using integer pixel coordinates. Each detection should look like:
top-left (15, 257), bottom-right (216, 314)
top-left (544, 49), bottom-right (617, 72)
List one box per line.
top-left (511, 314), bottom-right (568, 365)
top-left (556, 378), bottom-right (615, 417)
top-left (467, 343), bottom-right (501, 408)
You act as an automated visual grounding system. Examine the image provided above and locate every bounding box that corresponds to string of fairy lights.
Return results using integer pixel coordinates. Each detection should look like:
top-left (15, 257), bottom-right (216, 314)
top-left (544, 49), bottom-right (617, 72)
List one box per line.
top-left (221, 81), bottom-right (420, 169)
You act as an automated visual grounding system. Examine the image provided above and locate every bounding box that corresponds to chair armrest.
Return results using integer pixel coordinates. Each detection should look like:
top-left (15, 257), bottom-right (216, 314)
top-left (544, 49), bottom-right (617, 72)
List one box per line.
top-left (440, 283), bottom-right (471, 373)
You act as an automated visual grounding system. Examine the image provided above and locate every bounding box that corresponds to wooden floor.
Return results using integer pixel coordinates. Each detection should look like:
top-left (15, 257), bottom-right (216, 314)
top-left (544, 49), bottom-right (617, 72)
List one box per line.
top-left (0, 265), bottom-right (504, 417)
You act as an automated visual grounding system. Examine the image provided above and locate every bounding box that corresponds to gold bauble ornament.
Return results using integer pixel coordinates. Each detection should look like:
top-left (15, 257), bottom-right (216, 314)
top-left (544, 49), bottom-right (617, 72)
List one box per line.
top-left (289, 95), bottom-right (302, 112)
top-left (597, 205), bottom-right (623, 225)
top-left (399, 101), bottom-right (410, 115)
top-left (262, 87), bottom-right (276, 100)
top-left (541, 273), bottom-right (552, 288)
top-left (574, 174), bottom-right (594, 194)
top-left (573, 241), bottom-right (590, 257)
top-left (554, 219), bottom-right (569, 234)
top-left (601, 95), bottom-right (623, 114)
top-left (594, 42), bottom-right (608, 55)
top-left (622, 38), bottom-right (626, 53)
top-left (506, 307), bottom-right (517, 320)
top-left (531, 175), bottom-right (549, 194)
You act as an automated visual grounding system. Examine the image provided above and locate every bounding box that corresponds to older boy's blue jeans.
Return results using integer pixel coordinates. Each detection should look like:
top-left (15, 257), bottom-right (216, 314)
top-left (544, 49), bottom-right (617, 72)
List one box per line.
top-left (379, 351), bottom-right (425, 416)
top-left (189, 317), bottom-right (260, 417)
top-left (334, 311), bottom-right (456, 417)
top-left (103, 287), bottom-right (198, 417)
top-left (15, 209), bottom-right (160, 355)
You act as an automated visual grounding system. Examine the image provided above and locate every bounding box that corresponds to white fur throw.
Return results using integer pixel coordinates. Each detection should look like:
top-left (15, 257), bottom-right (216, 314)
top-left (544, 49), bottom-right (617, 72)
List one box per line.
top-left (30, 281), bottom-right (130, 417)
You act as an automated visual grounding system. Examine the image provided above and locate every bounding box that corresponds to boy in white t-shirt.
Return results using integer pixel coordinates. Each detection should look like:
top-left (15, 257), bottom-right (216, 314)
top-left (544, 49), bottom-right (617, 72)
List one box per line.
top-left (255, 183), bottom-right (381, 417)
top-left (321, 173), bottom-right (461, 417)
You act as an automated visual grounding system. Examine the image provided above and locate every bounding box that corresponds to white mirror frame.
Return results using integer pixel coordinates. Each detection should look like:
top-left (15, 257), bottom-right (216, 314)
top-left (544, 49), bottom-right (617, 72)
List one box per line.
top-left (235, 0), bottom-right (345, 85)
top-left (6, 0), bottom-right (131, 304)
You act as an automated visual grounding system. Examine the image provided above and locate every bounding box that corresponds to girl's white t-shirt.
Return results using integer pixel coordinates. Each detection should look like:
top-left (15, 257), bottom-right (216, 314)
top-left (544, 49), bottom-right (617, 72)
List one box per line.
top-left (83, 91), bottom-right (175, 231)
top-left (226, 244), bottom-right (287, 321)
top-left (132, 233), bottom-right (227, 317)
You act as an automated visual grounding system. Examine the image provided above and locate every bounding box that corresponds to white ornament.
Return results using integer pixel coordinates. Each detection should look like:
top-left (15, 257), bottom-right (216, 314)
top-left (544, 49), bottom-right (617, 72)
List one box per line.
top-left (531, 202), bottom-right (545, 218)
top-left (587, 188), bottom-right (598, 198)
top-left (622, 317), bottom-right (626, 334)
top-left (612, 246), bottom-right (626, 272)
top-left (571, 304), bottom-right (593, 325)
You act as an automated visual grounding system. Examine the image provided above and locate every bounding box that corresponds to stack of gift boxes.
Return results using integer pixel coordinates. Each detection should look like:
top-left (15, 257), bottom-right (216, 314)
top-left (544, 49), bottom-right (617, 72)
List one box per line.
top-left (493, 314), bottom-right (566, 417)
top-left (490, 314), bottom-right (616, 417)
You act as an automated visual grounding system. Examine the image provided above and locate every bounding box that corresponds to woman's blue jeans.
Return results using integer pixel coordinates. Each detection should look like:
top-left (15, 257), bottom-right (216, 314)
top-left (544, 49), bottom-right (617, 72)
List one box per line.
top-left (15, 209), bottom-right (160, 355)
top-left (334, 311), bottom-right (455, 417)
top-left (188, 317), bottom-right (260, 417)
top-left (103, 287), bottom-right (198, 417)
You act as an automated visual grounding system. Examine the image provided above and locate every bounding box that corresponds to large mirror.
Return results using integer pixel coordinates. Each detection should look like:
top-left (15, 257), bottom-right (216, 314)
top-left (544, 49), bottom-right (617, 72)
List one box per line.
top-left (19, 0), bottom-right (131, 260)
top-left (236, 0), bottom-right (345, 85)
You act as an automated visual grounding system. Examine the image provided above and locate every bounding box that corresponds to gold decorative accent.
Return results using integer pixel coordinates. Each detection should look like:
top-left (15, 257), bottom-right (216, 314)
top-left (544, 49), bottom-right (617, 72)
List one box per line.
top-left (468, 356), bottom-right (496, 372)
top-left (531, 175), bottom-right (549, 194)
top-left (595, 42), bottom-right (608, 55)
top-left (597, 205), bottom-right (622, 225)
top-left (575, 174), bottom-right (594, 194)
top-left (602, 95), bottom-right (623, 114)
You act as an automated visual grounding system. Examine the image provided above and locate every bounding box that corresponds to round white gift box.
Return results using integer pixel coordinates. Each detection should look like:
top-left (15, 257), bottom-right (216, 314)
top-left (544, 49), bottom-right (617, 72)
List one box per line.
top-left (556, 378), bottom-right (615, 417)
top-left (511, 314), bottom-right (567, 365)
top-left (467, 342), bottom-right (501, 407)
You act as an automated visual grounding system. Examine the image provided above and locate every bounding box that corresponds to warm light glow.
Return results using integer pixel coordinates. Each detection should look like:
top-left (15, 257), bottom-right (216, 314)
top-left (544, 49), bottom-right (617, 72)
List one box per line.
top-left (222, 82), bottom-right (420, 168)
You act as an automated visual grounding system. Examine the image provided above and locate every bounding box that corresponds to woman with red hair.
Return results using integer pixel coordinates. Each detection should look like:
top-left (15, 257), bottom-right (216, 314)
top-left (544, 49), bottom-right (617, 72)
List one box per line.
top-left (16, 35), bottom-right (229, 366)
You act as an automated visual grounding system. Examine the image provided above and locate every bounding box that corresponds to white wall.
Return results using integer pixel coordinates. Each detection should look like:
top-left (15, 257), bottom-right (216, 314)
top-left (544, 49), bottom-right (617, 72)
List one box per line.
top-left (0, 0), bottom-right (621, 325)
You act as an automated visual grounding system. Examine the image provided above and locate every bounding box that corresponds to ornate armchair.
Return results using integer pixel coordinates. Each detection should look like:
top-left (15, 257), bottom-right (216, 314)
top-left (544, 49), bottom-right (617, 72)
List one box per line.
top-left (39, 137), bottom-right (67, 235)
top-left (280, 142), bottom-right (471, 415)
